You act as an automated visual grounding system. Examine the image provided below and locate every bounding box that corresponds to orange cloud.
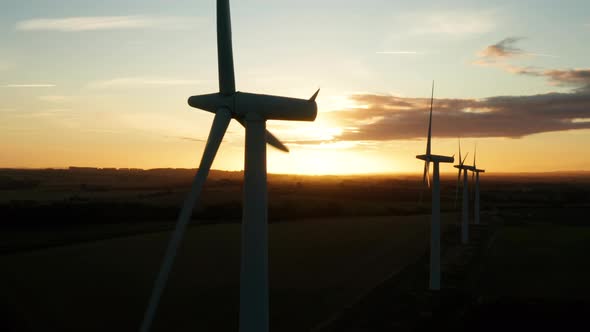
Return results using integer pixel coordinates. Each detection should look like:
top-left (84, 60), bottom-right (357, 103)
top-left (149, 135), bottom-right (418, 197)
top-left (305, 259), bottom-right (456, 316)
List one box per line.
top-left (305, 91), bottom-right (590, 142)
top-left (478, 37), bottom-right (525, 59)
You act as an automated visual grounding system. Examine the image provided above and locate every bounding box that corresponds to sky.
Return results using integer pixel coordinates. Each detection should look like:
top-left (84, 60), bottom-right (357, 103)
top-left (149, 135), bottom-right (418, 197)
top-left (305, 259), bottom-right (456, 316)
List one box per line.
top-left (1, 0), bottom-right (589, 174)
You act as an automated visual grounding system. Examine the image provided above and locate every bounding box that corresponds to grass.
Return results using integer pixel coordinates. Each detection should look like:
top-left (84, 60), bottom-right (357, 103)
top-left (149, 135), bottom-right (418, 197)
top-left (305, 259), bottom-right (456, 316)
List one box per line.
top-left (0, 214), bottom-right (452, 332)
top-left (0, 221), bottom-right (174, 254)
top-left (479, 223), bottom-right (590, 300)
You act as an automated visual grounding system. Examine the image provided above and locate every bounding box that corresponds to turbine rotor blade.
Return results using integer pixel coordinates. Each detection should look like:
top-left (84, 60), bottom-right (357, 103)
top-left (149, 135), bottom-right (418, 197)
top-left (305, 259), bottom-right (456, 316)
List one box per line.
top-left (474, 143), bottom-right (477, 169)
top-left (461, 152), bottom-right (469, 166)
top-left (265, 130), bottom-right (289, 152)
top-left (140, 109), bottom-right (232, 332)
top-left (425, 81), bottom-right (434, 156)
top-left (419, 161), bottom-right (429, 204)
top-left (236, 118), bottom-right (289, 152)
top-left (217, 0), bottom-right (236, 94)
top-left (458, 138), bottom-right (462, 165)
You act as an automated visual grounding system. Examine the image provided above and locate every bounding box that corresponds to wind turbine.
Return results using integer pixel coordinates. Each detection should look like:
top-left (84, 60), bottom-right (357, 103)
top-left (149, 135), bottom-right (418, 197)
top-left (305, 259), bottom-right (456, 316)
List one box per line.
top-left (416, 81), bottom-right (454, 291)
top-left (453, 139), bottom-right (470, 244)
top-left (472, 145), bottom-right (486, 225)
top-left (140, 1), bottom-right (318, 331)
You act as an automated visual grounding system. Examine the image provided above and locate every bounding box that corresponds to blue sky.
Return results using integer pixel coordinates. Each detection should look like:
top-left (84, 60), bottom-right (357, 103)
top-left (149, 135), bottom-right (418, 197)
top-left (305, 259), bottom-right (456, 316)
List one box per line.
top-left (1, 0), bottom-right (589, 173)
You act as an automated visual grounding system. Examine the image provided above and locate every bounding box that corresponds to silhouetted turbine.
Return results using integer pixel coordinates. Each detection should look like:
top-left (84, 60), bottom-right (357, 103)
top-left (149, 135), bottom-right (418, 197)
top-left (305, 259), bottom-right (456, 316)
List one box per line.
top-left (454, 139), bottom-right (470, 244)
top-left (415, 81), bottom-right (454, 291)
top-left (140, 1), bottom-right (318, 332)
top-left (471, 144), bottom-right (485, 225)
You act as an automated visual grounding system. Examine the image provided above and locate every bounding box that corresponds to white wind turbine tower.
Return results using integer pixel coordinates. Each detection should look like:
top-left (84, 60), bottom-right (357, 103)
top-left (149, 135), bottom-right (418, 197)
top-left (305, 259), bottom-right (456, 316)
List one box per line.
top-left (416, 81), bottom-right (454, 291)
top-left (453, 139), bottom-right (470, 244)
top-left (472, 145), bottom-right (486, 225)
top-left (140, 1), bottom-right (319, 331)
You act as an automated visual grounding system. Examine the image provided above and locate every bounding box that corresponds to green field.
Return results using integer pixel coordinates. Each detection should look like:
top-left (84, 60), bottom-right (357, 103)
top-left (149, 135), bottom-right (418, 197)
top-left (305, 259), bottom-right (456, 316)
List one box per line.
top-left (0, 214), bottom-right (455, 331)
top-left (479, 223), bottom-right (590, 300)
top-left (3, 169), bottom-right (588, 330)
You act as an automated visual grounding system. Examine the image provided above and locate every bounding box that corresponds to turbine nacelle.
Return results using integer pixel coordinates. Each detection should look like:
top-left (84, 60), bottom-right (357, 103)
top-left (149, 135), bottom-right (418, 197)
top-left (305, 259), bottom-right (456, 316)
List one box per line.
top-left (416, 154), bottom-right (454, 163)
top-left (188, 91), bottom-right (318, 121)
top-left (463, 165), bottom-right (476, 172)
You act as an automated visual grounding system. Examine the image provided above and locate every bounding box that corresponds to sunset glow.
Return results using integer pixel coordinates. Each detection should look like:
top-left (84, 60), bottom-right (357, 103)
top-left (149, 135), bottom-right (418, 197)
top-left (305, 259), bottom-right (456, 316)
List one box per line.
top-left (1, 0), bottom-right (589, 174)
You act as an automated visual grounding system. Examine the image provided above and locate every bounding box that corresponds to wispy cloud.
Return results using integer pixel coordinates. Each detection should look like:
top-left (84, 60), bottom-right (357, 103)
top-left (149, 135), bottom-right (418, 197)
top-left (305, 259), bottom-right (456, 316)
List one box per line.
top-left (167, 136), bottom-right (206, 143)
top-left (401, 10), bottom-right (496, 37)
top-left (376, 51), bottom-right (427, 55)
top-left (2, 84), bottom-right (55, 88)
top-left (15, 15), bottom-right (197, 32)
top-left (479, 63), bottom-right (590, 92)
top-left (475, 37), bottom-right (558, 65)
top-left (88, 77), bottom-right (204, 89)
top-left (479, 37), bottom-right (524, 58)
top-left (475, 38), bottom-right (588, 92)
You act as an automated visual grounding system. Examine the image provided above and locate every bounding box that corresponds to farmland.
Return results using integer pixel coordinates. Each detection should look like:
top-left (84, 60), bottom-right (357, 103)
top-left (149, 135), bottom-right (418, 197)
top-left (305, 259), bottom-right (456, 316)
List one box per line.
top-left (0, 215), bottom-right (448, 331)
top-left (0, 168), bottom-right (589, 331)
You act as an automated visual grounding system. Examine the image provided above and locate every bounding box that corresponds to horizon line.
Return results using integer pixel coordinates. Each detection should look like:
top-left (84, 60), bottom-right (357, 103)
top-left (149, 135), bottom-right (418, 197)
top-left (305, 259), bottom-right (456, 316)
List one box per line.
top-left (2, 166), bottom-right (590, 177)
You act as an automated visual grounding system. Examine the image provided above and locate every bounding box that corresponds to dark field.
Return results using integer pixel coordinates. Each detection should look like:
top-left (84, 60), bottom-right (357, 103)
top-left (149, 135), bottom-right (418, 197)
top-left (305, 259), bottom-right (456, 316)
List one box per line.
top-left (0, 168), bottom-right (589, 331)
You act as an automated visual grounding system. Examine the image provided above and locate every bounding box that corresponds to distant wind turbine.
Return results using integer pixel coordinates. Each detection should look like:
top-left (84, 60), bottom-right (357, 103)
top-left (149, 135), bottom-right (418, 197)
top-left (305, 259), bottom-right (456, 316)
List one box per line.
top-left (472, 144), bottom-right (486, 225)
top-left (416, 81), bottom-right (454, 291)
top-left (139, 1), bottom-right (318, 332)
top-left (453, 139), bottom-right (470, 244)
